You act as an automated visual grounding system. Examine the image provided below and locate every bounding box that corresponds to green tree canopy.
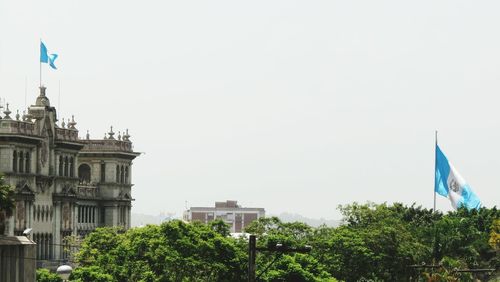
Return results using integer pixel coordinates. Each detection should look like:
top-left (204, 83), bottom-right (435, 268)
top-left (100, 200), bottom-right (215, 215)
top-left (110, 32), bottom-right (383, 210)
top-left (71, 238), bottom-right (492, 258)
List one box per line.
top-left (0, 174), bottom-right (15, 234)
top-left (72, 203), bottom-right (499, 282)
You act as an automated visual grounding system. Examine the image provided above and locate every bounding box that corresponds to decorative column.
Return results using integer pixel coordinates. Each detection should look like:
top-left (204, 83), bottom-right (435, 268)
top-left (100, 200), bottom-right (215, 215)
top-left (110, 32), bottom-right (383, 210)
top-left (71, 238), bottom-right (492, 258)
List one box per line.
top-left (7, 213), bottom-right (14, 236)
top-left (127, 206), bottom-right (131, 229)
top-left (112, 204), bottom-right (118, 226)
top-left (72, 203), bottom-right (78, 236)
top-left (53, 201), bottom-right (61, 260)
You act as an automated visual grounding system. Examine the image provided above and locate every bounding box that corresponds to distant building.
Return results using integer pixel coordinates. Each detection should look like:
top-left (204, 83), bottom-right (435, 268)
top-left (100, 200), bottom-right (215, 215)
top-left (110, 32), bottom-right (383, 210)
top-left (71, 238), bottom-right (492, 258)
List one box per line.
top-left (183, 200), bottom-right (265, 233)
top-left (0, 86), bottom-right (140, 266)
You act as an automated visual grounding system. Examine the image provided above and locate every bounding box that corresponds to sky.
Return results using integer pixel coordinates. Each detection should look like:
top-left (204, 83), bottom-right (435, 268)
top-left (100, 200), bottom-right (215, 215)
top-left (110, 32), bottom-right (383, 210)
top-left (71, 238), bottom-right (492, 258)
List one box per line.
top-left (0, 0), bottom-right (499, 219)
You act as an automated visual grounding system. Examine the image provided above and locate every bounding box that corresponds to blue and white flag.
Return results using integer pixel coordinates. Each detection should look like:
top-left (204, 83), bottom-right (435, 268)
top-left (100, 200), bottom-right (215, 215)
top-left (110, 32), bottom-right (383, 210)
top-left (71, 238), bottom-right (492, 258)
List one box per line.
top-left (40, 41), bottom-right (58, 70)
top-left (435, 145), bottom-right (481, 210)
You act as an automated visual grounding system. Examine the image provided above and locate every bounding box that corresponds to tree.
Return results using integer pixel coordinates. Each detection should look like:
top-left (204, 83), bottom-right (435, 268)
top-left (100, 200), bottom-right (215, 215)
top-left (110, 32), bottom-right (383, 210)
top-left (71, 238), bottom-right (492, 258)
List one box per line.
top-left (73, 203), bottom-right (498, 282)
top-left (0, 174), bottom-right (15, 235)
top-left (489, 219), bottom-right (500, 251)
top-left (36, 268), bottom-right (62, 282)
top-left (75, 221), bottom-right (247, 282)
top-left (70, 266), bottom-right (114, 282)
top-left (245, 217), bottom-right (337, 282)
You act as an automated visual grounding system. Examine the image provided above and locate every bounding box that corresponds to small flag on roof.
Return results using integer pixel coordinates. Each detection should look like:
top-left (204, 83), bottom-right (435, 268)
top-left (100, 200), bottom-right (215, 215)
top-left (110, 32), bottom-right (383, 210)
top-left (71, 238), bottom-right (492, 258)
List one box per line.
top-left (40, 41), bottom-right (58, 70)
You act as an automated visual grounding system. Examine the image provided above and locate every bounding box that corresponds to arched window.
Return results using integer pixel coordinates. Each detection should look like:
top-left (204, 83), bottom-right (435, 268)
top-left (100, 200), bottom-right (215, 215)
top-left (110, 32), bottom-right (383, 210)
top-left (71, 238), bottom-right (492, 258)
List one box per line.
top-left (125, 166), bottom-right (129, 184)
top-left (13, 151), bottom-right (17, 172)
top-left (25, 151), bottom-right (30, 173)
top-left (59, 156), bottom-right (63, 176)
top-left (64, 156), bottom-right (69, 177)
top-left (19, 151), bottom-right (24, 173)
top-left (120, 166), bottom-right (125, 183)
top-left (100, 162), bottom-right (106, 182)
top-left (116, 165), bottom-right (120, 183)
top-left (78, 164), bottom-right (91, 184)
top-left (69, 157), bottom-right (74, 177)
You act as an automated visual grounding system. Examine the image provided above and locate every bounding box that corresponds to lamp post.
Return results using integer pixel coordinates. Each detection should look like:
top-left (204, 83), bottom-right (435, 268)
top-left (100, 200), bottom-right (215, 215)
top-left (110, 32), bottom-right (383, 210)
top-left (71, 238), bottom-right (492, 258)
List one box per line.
top-left (248, 234), bottom-right (312, 282)
top-left (56, 264), bottom-right (73, 282)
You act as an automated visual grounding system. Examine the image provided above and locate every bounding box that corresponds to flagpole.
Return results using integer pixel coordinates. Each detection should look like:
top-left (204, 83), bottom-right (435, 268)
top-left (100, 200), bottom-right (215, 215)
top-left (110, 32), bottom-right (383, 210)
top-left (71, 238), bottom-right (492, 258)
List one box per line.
top-left (39, 59), bottom-right (42, 87)
top-left (434, 130), bottom-right (438, 212)
top-left (39, 39), bottom-right (42, 87)
top-left (24, 76), bottom-right (27, 109)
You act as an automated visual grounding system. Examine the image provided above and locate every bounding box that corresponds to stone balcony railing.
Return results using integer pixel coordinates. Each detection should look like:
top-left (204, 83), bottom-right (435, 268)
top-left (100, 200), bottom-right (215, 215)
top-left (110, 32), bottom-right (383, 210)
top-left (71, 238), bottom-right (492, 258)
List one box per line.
top-left (82, 139), bottom-right (133, 152)
top-left (55, 128), bottom-right (79, 141)
top-left (0, 119), bottom-right (37, 136)
top-left (77, 183), bottom-right (100, 198)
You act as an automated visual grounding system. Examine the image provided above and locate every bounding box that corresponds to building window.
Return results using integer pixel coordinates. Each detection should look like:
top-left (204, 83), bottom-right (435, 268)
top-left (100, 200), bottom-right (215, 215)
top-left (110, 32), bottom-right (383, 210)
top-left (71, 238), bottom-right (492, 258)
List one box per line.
top-left (19, 151), bottom-right (24, 173)
top-left (25, 151), bottom-right (30, 173)
top-left (116, 165), bottom-right (120, 182)
top-left (120, 166), bottom-right (124, 183)
top-left (78, 206), bottom-right (81, 223)
top-left (69, 157), bottom-right (74, 177)
top-left (78, 164), bottom-right (91, 184)
top-left (100, 162), bottom-right (106, 182)
top-left (59, 156), bottom-right (63, 176)
top-left (13, 151), bottom-right (17, 172)
top-left (64, 156), bottom-right (69, 177)
top-left (100, 207), bottom-right (105, 223)
top-left (125, 166), bottom-right (129, 184)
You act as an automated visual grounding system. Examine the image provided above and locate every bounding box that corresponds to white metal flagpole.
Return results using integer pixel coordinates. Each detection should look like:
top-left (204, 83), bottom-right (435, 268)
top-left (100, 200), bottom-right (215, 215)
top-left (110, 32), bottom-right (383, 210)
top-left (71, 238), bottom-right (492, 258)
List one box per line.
top-left (434, 130), bottom-right (438, 212)
top-left (39, 39), bottom-right (42, 87)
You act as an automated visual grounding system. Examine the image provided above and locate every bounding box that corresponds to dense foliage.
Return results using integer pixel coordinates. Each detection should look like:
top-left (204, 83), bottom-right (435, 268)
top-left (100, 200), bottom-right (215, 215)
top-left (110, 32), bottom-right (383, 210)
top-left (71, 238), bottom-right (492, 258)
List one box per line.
top-left (0, 174), bottom-right (15, 234)
top-left (36, 268), bottom-right (62, 282)
top-left (70, 203), bottom-right (499, 282)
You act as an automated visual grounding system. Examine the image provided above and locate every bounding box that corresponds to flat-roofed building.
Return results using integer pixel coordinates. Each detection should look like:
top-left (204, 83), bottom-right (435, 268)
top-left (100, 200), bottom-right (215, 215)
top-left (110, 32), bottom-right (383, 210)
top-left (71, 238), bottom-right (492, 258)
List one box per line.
top-left (183, 200), bottom-right (265, 233)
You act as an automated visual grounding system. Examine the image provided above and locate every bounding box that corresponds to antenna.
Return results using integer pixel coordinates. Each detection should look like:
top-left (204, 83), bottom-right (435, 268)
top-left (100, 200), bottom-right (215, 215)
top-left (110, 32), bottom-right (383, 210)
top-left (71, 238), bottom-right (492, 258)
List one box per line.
top-left (24, 76), bottom-right (27, 109)
top-left (58, 80), bottom-right (61, 113)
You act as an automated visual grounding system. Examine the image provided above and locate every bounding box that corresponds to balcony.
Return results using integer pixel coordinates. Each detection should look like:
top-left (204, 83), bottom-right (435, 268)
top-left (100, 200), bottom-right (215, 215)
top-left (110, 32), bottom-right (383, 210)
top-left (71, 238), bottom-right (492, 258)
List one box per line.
top-left (0, 119), bottom-right (37, 136)
top-left (77, 183), bottom-right (100, 198)
top-left (55, 128), bottom-right (79, 141)
top-left (82, 139), bottom-right (133, 153)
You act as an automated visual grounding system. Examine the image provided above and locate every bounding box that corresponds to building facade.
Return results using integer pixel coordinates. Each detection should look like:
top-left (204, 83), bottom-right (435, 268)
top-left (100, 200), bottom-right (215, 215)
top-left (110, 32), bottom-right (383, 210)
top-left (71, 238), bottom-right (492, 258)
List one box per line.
top-left (183, 200), bottom-right (265, 233)
top-left (0, 86), bottom-right (140, 264)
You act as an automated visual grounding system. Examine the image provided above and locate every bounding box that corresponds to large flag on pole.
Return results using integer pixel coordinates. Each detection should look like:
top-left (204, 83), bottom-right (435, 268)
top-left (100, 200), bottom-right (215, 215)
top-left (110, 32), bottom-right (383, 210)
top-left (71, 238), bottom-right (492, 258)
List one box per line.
top-left (40, 41), bottom-right (58, 69)
top-left (435, 145), bottom-right (481, 210)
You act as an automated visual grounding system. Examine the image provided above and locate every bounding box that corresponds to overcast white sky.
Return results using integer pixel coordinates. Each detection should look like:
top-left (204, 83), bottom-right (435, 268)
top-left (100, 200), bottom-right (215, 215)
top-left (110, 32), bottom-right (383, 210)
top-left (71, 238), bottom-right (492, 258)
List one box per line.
top-left (0, 0), bottom-right (499, 219)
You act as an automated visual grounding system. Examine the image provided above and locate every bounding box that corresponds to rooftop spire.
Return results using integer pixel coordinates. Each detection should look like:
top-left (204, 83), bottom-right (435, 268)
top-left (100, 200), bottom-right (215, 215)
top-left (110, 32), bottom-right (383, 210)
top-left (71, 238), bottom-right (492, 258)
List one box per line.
top-left (36, 86), bottom-right (50, 106)
top-left (108, 126), bottom-right (115, 140)
top-left (123, 129), bottom-right (131, 142)
top-left (68, 115), bottom-right (77, 129)
top-left (3, 103), bottom-right (12, 120)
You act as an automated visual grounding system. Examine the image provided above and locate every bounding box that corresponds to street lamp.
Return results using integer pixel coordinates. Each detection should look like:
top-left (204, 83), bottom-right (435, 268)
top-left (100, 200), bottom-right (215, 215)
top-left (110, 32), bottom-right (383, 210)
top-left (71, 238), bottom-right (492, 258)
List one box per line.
top-left (248, 235), bottom-right (312, 282)
top-left (56, 264), bottom-right (73, 281)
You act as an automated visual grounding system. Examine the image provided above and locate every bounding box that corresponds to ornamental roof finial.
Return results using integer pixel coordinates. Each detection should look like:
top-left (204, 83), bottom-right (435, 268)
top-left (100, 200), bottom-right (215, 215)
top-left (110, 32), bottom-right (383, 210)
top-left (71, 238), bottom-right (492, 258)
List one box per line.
top-left (3, 103), bottom-right (12, 120)
top-left (108, 126), bottom-right (115, 140)
top-left (68, 115), bottom-right (77, 129)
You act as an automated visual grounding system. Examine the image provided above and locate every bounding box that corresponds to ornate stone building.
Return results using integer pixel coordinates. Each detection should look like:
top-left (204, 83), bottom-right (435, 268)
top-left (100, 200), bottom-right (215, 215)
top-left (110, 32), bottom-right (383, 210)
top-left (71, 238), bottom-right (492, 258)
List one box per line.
top-left (0, 86), bottom-right (140, 264)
